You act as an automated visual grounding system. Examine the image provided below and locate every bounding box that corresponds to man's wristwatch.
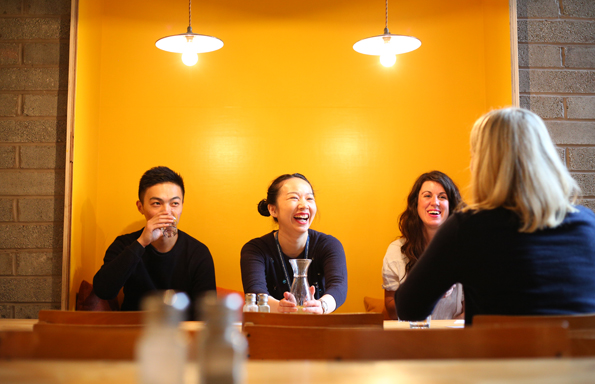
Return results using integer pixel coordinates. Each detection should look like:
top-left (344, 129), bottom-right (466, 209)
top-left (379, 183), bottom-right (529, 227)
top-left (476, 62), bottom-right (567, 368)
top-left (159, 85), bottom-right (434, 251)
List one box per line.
top-left (320, 299), bottom-right (328, 314)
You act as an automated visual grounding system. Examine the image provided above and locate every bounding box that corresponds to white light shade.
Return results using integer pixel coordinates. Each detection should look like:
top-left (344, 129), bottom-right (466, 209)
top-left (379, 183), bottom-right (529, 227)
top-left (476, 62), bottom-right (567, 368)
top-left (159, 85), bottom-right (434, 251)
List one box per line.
top-left (155, 33), bottom-right (224, 54)
top-left (353, 34), bottom-right (421, 56)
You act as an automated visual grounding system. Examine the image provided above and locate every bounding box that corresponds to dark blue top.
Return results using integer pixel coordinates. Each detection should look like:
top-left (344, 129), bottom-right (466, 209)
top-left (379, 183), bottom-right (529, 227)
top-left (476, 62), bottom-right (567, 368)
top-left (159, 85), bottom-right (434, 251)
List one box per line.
top-left (396, 206), bottom-right (595, 325)
top-left (93, 229), bottom-right (216, 319)
top-left (240, 229), bottom-right (348, 308)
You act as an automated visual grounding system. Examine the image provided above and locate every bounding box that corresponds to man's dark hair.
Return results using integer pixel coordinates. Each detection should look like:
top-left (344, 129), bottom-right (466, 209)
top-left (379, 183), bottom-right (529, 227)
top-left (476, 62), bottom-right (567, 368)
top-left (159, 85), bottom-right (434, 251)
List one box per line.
top-left (138, 166), bottom-right (185, 202)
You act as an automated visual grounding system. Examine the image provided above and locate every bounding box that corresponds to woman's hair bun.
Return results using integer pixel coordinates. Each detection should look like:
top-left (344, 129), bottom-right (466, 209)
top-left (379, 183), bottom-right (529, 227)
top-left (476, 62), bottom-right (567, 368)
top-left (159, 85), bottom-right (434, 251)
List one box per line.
top-left (257, 199), bottom-right (271, 217)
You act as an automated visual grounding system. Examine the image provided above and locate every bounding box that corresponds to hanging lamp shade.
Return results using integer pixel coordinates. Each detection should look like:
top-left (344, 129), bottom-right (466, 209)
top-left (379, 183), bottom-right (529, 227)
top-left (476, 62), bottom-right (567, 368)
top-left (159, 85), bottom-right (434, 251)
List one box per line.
top-left (353, 31), bottom-right (421, 56)
top-left (155, 28), bottom-right (223, 54)
top-left (353, 0), bottom-right (420, 67)
top-left (155, 0), bottom-right (223, 66)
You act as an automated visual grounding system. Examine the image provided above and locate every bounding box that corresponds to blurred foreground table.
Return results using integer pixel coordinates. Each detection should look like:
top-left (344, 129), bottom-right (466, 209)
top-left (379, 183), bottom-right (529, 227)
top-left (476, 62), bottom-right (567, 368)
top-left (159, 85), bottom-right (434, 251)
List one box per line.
top-left (1, 358), bottom-right (594, 384)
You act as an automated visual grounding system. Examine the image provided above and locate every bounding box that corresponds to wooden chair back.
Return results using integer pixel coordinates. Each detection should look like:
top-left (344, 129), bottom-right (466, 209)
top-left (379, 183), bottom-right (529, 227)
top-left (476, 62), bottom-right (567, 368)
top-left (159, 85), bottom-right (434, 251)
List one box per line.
top-left (473, 313), bottom-right (595, 330)
top-left (242, 312), bottom-right (383, 329)
top-left (473, 313), bottom-right (595, 357)
top-left (244, 324), bottom-right (570, 360)
top-left (0, 328), bottom-right (142, 360)
top-left (37, 310), bottom-right (144, 325)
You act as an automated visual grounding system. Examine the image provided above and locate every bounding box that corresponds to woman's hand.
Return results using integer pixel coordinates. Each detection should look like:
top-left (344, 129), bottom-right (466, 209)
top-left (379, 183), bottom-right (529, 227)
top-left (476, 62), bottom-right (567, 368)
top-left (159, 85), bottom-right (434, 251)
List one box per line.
top-left (301, 286), bottom-right (323, 314)
top-left (277, 286), bottom-right (323, 314)
top-left (277, 292), bottom-right (299, 313)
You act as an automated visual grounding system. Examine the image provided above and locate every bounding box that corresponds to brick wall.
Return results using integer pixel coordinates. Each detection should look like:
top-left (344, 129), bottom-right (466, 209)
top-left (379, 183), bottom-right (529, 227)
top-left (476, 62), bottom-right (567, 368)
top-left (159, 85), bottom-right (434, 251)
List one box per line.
top-left (517, 0), bottom-right (595, 210)
top-left (0, 0), bottom-right (592, 318)
top-left (0, 0), bottom-right (70, 318)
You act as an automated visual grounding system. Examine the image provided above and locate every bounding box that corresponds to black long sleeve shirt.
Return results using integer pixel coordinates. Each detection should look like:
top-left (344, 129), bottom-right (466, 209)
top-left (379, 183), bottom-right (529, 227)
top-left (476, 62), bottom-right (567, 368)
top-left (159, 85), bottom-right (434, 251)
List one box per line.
top-left (93, 229), bottom-right (216, 319)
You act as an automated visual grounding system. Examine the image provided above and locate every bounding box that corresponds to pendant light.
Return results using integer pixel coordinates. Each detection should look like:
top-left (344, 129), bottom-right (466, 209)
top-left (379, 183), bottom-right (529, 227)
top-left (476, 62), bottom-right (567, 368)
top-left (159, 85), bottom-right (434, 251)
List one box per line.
top-left (353, 0), bottom-right (421, 67)
top-left (155, 0), bottom-right (223, 66)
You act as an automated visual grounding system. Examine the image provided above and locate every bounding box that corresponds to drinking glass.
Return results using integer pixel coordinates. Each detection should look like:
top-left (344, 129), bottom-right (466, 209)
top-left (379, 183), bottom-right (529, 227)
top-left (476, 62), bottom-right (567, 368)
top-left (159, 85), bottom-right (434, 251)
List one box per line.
top-left (162, 213), bottom-right (178, 238)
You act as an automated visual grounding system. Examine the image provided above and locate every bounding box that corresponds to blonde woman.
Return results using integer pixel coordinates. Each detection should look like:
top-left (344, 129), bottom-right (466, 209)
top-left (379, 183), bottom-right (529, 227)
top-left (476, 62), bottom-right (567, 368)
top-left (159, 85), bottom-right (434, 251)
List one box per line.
top-left (395, 108), bottom-right (595, 325)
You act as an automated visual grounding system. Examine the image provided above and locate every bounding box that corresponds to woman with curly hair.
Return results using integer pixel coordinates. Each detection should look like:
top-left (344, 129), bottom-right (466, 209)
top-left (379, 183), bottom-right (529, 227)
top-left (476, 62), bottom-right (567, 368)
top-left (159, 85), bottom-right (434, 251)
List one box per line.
top-left (383, 170), bottom-right (464, 320)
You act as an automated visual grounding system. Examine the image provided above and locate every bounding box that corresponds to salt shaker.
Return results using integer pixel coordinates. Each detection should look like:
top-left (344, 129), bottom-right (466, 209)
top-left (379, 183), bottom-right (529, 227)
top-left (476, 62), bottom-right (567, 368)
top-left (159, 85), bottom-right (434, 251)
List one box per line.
top-left (257, 293), bottom-right (270, 313)
top-left (198, 292), bottom-right (247, 384)
top-left (136, 290), bottom-right (189, 384)
top-left (242, 293), bottom-right (258, 313)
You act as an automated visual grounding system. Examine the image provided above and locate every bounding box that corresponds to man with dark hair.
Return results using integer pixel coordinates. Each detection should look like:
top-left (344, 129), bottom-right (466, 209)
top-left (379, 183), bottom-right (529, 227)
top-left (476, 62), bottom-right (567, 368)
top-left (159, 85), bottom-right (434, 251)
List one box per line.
top-left (93, 166), bottom-right (216, 318)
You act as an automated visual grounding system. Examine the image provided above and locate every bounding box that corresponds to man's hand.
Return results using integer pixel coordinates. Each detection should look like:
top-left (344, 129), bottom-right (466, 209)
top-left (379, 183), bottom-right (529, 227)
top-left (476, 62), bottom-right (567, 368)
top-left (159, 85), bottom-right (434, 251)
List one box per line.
top-left (137, 213), bottom-right (175, 247)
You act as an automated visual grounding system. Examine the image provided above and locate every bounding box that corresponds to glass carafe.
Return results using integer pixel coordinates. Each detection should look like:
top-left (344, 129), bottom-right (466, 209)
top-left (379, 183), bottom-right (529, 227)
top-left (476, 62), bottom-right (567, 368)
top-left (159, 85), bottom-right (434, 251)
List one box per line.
top-left (289, 259), bottom-right (312, 313)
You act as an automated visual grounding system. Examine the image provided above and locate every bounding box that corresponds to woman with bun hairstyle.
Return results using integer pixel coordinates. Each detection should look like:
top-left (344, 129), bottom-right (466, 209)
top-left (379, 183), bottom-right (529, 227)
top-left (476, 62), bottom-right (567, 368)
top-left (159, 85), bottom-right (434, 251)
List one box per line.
top-left (396, 108), bottom-right (595, 325)
top-left (240, 173), bottom-right (347, 314)
top-left (382, 171), bottom-right (464, 320)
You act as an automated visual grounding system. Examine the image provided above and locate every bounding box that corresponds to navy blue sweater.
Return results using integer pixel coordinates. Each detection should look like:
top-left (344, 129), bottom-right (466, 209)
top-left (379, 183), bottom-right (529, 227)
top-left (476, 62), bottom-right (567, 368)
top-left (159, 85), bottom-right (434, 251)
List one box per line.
top-left (93, 229), bottom-right (216, 318)
top-left (240, 229), bottom-right (348, 308)
top-left (396, 206), bottom-right (595, 325)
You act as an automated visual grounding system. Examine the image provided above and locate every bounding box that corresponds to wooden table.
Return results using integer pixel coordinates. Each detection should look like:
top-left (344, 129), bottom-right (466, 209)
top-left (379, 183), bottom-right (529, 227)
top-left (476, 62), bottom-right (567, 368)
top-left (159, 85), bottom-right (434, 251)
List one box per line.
top-left (0, 318), bottom-right (461, 333)
top-left (1, 358), bottom-right (594, 383)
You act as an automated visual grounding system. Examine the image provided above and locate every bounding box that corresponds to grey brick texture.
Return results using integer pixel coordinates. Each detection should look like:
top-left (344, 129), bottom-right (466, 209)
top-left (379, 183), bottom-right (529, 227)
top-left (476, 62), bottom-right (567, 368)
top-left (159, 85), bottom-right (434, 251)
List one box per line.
top-left (0, 43), bottom-right (20, 66)
top-left (0, 146), bottom-right (16, 168)
top-left (24, 0), bottom-right (72, 15)
top-left (20, 145), bottom-right (66, 169)
top-left (0, 224), bottom-right (63, 249)
top-left (18, 198), bottom-right (64, 221)
top-left (518, 20), bottom-right (595, 44)
top-left (0, 94), bottom-right (18, 116)
top-left (0, 120), bottom-right (66, 143)
top-left (0, 276), bottom-right (60, 302)
top-left (0, 252), bottom-right (14, 275)
top-left (15, 303), bottom-right (60, 319)
top-left (23, 42), bottom-right (69, 66)
top-left (547, 121), bottom-right (595, 145)
top-left (0, 68), bottom-right (67, 91)
top-left (566, 97), bottom-right (595, 119)
top-left (0, 199), bottom-right (13, 221)
top-left (0, 305), bottom-right (12, 319)
top-left (16, 251), bottom-right (62, 275)
top-left (1, 0), bottom-right (68, 318)
top-left (520, 96), bottom-right (564, 118)
top-left (0, 171), bottom-right (65, 195)
top-left (0, 18), bottom-right (69, 40)
top-left (568, 147), bottom-right (595, 170)
top-left (561, 0), bottom-right (595, 18)
top-left (517, 0), bottom-right (561, 18)
top-left (23, 93), bottom-right (68, 116)
top-left (565, 46), bottom-right (595, 68)
top-left (518, 44), bottom-right (562, 67)
top-left (574, 173), bottom-right (595, 196)
top-left (520, 69), bottom-right (595, 93)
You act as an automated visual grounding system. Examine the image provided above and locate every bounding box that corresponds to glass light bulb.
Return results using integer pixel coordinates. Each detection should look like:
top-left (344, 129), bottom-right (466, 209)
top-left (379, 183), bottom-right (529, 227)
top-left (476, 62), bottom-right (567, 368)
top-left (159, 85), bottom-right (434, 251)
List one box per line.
top-left (380, 53), bottom-right (396, 67)
top-left (181, 52), bottom-right (198, 66)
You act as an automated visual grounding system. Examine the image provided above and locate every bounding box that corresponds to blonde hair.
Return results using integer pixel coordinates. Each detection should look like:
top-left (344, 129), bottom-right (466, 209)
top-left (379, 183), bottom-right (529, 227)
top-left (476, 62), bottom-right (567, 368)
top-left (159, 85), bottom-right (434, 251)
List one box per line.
top-left (465, 107), bottom-right (580, 232)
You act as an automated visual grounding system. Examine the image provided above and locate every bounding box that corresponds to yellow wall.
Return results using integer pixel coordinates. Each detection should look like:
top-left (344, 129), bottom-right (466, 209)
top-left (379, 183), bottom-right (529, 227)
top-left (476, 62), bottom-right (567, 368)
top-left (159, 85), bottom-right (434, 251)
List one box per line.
top-left (71, 0), bottom-right (512, 312)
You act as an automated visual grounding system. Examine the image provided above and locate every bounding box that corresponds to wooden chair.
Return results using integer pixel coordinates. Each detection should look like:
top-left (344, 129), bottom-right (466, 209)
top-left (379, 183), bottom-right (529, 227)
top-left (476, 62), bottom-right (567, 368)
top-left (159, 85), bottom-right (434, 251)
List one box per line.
top-left (473, 313), bottom-right (595, 330)
top-left (242, 312), bottom-right (384, 330)
top-left (37, 309), bottom-right (144, 325)
top-left (1, 324), bottom-right (197, 360)
top-left (0, 328), bottom-right (142, 360)
top-left (473, 313), bottom-right (595, 357)
top-left (244, 324), bottom-right (570, 360)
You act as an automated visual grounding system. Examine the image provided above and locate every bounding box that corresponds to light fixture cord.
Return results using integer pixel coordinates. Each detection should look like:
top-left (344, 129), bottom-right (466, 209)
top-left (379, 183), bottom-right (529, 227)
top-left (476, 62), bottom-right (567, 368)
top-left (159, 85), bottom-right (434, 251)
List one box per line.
top-left (384, 0), bottom-right (389, 34)
top-left (189, 0), bottom-right (192, 28)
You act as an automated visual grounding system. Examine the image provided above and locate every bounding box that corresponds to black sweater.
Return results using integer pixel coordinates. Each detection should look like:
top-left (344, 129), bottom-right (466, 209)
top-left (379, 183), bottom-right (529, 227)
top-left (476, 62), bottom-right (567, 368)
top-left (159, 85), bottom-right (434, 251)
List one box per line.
top-left (93, 229), bottom-right (216, 318)
top-left (240, 229), bottom-right (348, 308)
top-left (396, 206), bottom-right (595, 325)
